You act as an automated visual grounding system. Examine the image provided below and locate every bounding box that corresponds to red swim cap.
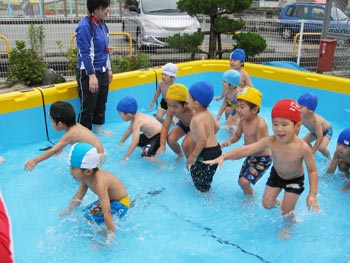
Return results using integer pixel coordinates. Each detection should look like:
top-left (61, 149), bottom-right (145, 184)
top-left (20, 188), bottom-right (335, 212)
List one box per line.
top-left (271, 99), bottom-right (301, 123)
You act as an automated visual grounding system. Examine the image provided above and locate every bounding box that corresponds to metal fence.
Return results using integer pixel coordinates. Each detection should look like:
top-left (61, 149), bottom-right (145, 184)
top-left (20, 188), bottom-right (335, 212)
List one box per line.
top-left (0, 16), bottom-right (349, 80)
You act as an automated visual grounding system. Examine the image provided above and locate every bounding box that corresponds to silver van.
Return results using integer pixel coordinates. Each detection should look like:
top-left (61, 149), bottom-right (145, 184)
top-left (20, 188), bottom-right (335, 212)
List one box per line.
top-left (121, 0), bottom-right (200, 49)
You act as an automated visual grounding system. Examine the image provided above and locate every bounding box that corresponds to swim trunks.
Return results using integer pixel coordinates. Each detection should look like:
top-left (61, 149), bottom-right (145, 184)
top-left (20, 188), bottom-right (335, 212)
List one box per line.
top-left (84, 196), bottom-right (130, 224)
top-left (311, 126), bottom-right (333, 139)
top-left (176, 120), bottom-right (190, 134)
top-left (159, 98), bottom-right (168, 111)
top-left (266, 166), bottom-right (305, 195)
top-left (239, 155), bottom-right (272, 184)
top-left (138, 133), bottom-right (161, 157)
top-left (190, 144), bottom-right (222, 192)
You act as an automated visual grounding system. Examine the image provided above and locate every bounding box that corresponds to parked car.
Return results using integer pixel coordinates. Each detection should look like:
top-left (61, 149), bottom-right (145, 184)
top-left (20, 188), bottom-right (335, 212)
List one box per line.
top-left (121, 0), bottom-right (200, 49)
top-left (277, 3), bottom-right (350, 40)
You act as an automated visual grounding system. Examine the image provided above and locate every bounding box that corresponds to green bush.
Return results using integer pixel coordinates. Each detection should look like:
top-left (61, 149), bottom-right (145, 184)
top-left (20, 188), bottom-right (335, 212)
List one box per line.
top-left (233, 32), bottom-right (267, 58)
top-left (166, 32), bottom-right (204, 60)
top-left (6, 41), bottom-right (48, 87)
top-left (111, 54), bottom-right (152, 73)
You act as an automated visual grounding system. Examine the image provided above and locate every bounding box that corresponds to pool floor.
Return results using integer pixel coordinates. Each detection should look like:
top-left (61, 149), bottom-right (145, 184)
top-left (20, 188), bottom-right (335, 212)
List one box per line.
top-left (1, 102), bottom-right (350, 263)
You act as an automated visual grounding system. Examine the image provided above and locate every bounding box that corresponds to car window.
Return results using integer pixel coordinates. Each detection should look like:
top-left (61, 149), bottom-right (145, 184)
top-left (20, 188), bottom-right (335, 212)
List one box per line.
top-left (330, 6), bottom-right (349, 21)
top-left (141, 0), bottom-right (178, 13)
top-left (285, 6), bottom-right (296, 17)
top-left (311, 8), bottom-right (324, 20)
top-left (295, 6), bottom-right (308, 19)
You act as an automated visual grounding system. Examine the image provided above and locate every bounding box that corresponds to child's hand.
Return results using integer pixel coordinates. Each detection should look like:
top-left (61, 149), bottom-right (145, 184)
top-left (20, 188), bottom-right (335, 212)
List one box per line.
top-left (221, 141), bottom-right (231, 149)
top-left (156, 145), bottom-right (166, 155)
top-left (119, 141), bottom-right (124, 147)
top-left (58, 209), bottom-right (70, 217)
top-left (148, 102), bottom-right (154, 110)
top-left (306, 193), bottom-right (319, 212)
top-left (24, 159), bottom-right (37, 171)
top-left (203, 156), bottom-right (225, 170)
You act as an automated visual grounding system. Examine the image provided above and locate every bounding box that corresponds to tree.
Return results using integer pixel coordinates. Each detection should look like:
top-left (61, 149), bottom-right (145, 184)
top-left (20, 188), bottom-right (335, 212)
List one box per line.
top-left (176, 0), bottom-right (256, 58)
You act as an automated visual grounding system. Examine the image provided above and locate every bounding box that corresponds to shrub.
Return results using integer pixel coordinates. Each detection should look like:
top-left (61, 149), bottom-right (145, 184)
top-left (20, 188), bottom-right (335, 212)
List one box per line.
top-left (111, 54), bottom-right (152, 73)
top-left (233, 32), bottom-right (267, 58)
top-left (6, 41), bottom-right (48, 87)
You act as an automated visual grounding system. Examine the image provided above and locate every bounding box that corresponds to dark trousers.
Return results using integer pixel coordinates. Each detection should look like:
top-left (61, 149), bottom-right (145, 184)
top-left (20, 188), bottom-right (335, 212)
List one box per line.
top-left (77, 70), bottom-right (109, 130)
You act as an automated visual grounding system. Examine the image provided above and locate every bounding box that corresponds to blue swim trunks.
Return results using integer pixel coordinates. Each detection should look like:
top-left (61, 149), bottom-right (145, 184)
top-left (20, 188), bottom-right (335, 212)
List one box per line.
top-left (84, 196), bottom-right (130, 224)
top-left (311, 126), bottom-right (333, 139)
top-left (176, 120), bottom-right (190, 134)
top-left (239, 155), bottom-right (272, 185)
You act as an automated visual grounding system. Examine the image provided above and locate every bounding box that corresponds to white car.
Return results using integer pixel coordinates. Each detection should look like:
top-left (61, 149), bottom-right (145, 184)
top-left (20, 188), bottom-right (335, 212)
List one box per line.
top-left (122, 0), bottom-right (200, 49)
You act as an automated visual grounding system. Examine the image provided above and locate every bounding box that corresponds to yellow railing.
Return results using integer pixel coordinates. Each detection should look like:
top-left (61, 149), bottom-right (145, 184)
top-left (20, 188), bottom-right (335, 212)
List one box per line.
top-left (70, 32), bottom-right (133, 56)
top-left (292, 32), bottom-right (321, 57)
top-left (0, 34), bottom-right (11, 58)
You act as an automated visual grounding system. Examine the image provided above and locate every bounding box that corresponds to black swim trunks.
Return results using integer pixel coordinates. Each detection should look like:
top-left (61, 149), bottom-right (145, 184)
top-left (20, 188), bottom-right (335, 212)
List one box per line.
top-left (266, 166), bottom-right (305, 195)
top-left (190, 144), bottom-right (222, 192)
top-left (138, 133), bottom-right (161, 157)
top-left (160, 98), bottom-right (168, 111)
top-left (176, 120), bottom-right (190, 134)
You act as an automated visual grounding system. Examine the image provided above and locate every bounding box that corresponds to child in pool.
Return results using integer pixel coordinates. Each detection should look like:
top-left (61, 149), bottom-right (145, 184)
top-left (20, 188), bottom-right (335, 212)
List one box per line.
top-left (59, 143), bottom-right (130, 241)
top-left (221, 86), bottom-right (272, 195)
top-left (216, 69), bottom-right (241, 131)
top-left (205, 99), bottom-right (319, 216)
top-left (148, 63), bottom-right (178, 123)
top-left (298, 92), bottom-right (332, 161)
top-left (186, 81), bottom-right (221, 192)
top-left (156, 83), bottom-right (195, 161)
top-left (326, 128), bottom-right (350, 191)
top-left (24, 101), bottom-right (106, 171)
top-left (118, 96), bottom-right (162, 162)
top-left (214, 49), bottom-right (253, 102)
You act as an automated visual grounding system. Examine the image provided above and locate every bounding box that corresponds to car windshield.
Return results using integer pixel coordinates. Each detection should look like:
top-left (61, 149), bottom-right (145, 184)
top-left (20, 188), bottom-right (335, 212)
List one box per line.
top-left (141, 0), bottom-right (179, 13)
top-left (331, 6), bottom-right (349, 21)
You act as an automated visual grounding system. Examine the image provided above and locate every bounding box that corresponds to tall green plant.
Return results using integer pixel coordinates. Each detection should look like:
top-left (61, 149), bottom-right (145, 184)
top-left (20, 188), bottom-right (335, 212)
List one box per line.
top-left (7, 41), bottom-right (47, 87)
top-left (28, 24), bottom-right (45, 57)
top-left (111, 54), bottom-right (151, 73)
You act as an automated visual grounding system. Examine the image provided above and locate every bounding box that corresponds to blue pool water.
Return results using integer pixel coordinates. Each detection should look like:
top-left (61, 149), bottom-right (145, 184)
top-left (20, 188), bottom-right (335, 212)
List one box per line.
top-left (1, 73), bottom-right (350, 263)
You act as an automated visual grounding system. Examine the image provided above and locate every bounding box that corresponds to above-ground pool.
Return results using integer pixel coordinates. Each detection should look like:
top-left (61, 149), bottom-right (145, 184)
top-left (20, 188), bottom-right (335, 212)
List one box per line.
top-left (0, 60), bottom-right (349, 263)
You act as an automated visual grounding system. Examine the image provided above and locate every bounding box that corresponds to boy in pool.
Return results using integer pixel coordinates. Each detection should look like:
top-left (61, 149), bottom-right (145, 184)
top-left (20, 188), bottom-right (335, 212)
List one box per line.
top-left (298, 92), bottom-right (332, 161)
top-left (214, 49), bottom-right (253, 102)
top-left (216, 69), bottom-right (241, 131)
top-left (118, 96), bottom-right (162, 162)
top-left (186, 81), bottom-right (221, 192)
top-left (24, 101), bottom-right (106, 171)
top-left (156, 83), bottom-right (195, 161)
top-left (221, 86), bottom-right (272, 195)
top-left (326, 128), bottom-right (350, 191)
top-left (59, 143), bottom-right (129, 241)
top-left (205, 99), bottom-right (319, 216)
top-left (148, 63), bottom-right (178, 123)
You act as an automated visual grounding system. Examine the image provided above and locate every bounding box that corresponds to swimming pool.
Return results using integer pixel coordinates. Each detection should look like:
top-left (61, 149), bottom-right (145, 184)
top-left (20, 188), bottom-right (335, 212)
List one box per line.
top-left (0, 60), bottom-right (350, 262)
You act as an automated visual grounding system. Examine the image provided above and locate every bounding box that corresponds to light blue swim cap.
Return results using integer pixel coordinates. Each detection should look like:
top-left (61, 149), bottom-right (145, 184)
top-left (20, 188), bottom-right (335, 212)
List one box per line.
top-left (222, 69), bottom-right (241, 87)
top-left (68, 143), bottom-right (98, 168)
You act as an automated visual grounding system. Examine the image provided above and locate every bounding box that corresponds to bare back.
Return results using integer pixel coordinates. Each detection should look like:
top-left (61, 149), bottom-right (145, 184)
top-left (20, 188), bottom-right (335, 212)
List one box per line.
top-left (132, 112), bottom-right (162, 138)
top-left (301, 112), bottom-right (331, 135)
top-left (190, 110), bottom-right (219, 148)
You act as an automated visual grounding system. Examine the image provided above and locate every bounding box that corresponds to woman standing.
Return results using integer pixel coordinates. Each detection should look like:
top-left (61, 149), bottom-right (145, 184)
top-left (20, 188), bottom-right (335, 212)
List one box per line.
top-left (76, 0), bottom-right (113, 136)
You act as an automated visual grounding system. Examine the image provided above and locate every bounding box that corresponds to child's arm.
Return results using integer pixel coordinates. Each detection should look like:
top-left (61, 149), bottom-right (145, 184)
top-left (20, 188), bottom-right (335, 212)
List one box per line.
top-left (326, 151), bottom-right (338, 174)
top-left (186, 119), bottom-right (207, 167)
top-left (156, 111), bottom-right (172, 155)
top-left (221, 123), bottom-right (243, 148)
top-left (214, 87), bottom-right (227, 101)
top-left (123, 124), bottom-right (141, 160)
top-left (303, 145), bottom-right (320, 212)
top-left (119, 124), bottom-right (132, 146)
top-left (97, 187), bottom-right (115, 235)
top-left (148, 84), bottom-right (161, 109)
top-left (59, 182), bottom-right (88, 216)
top-left (205, 136), bottom-right (270, 168)
top-left (216, 100), bottom-right (227, 121)
top-left (24, 135), bottom-right (70, 171)
top-left (310, 121), bottom-right (324, 154)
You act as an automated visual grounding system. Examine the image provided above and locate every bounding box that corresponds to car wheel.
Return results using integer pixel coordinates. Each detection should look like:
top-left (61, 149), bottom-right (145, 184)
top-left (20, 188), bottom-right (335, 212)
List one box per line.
top-left (281, 27), bottom-right (293, 39)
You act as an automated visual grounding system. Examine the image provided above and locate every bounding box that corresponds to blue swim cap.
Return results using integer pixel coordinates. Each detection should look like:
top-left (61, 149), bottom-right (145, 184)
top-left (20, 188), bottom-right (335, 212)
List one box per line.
top-left (297, 92), bottom-right (318, 112)
top-left (189, 81), bottom-right (214, 107)
top-left (337, 128), bottom-right (350, 147)
top-left (222, 69), bottom-right (241, 87)
top-left (117, 96), bottom-right (138, 114)
top-left (230, 49), bottom-right (246, 62)
top-left (68, 143), bottom-right (99, 168)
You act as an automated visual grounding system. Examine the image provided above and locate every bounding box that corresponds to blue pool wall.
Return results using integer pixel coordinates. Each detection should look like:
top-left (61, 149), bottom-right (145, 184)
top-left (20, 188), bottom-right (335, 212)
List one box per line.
top-left (0, 60), bottom-right (349, 149)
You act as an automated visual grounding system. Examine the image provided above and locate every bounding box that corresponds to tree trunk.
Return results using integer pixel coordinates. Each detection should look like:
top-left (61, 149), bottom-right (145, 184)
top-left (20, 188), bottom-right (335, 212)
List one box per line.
top-left (208, 15), bottom-right (217, 59)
